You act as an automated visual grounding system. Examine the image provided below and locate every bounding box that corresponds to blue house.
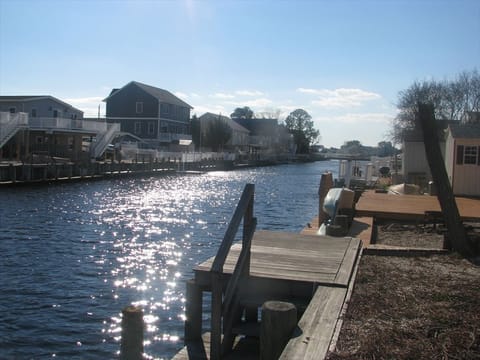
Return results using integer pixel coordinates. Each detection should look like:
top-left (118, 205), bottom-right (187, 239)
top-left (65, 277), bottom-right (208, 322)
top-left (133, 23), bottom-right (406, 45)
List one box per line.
top-left (104, 81), bottom-right (193, 150)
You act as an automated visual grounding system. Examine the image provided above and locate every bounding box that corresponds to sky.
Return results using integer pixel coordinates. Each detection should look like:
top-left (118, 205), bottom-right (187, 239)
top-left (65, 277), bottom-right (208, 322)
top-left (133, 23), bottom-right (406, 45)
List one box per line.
top-left (1, 0), bottom-right (479, 148)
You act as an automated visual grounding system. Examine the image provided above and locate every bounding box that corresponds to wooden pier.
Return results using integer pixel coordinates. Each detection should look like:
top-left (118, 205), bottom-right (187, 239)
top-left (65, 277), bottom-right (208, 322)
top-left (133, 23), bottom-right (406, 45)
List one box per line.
top-left (355, 189), bottom-right (480, 222)
top-left (174, 184), bottom-right (362, 360)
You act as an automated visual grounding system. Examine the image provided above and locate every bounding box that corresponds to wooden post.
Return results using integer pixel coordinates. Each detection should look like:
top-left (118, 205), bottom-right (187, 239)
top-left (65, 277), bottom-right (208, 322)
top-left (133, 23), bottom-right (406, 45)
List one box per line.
top-left (120, 306), bottom-right (144, 360)
top-left (185, 279), bottom-right (202, 341)
top-left (318, 172), bottom-right (333, 228)
top-left (417, 103), bottom-right (473, 257)
top-left (260, 301), bottom-right (297, 360)
top-left (9, 164), bottom-right (16, 183)
top-left (210, 275), bottom-right (223, 360)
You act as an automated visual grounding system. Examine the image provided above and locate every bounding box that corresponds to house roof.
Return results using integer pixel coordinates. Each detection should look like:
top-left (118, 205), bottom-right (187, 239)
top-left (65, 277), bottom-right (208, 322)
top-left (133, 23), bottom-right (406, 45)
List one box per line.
top-left (448, 123), bottom-right (480, 139)
top-left (199, 112), bottom-right (250, 133)
top-left (0, 95), bottom-right (84, 114)
top-left (103, 81), bottom-right (193, 109)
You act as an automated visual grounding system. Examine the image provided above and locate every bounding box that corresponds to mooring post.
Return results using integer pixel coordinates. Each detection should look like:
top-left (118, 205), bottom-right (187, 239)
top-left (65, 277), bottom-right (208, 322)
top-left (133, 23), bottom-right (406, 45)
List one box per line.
top-left (260, 301), bottom-right (297, 360)
top-left (318, 172), bottom-right (333, 228)
top-left (120, 305), bottom-right (144, 360)
top-left (185, 279), bottom-right (203, 341)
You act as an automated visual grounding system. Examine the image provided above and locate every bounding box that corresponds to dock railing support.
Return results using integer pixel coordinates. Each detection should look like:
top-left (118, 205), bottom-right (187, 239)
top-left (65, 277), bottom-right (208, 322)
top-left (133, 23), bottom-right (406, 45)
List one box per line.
top-left (209, 183), bottom-right (257, 360)
top-left (120, 305), bottom-right (144, 360)
top-left (318, 172), bottom-right (333, 228)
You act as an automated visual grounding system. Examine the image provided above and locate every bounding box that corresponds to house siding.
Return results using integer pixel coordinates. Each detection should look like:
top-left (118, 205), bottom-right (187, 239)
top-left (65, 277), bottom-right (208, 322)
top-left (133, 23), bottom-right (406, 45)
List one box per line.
top-left (449, 137), bottom-right (480, 196)
top-left (0, 98), bottom-right (83, 119)
top-left (105, 82), bottom-right (192, 145)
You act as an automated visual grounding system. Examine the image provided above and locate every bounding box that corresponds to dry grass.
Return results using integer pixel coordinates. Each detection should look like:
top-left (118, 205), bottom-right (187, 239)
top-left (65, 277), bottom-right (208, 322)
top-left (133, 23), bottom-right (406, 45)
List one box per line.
top-left (327, 253), bottom-right (480, 360)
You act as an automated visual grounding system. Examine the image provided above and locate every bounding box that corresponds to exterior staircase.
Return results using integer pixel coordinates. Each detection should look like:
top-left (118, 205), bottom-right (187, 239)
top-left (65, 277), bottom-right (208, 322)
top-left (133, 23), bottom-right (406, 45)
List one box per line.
top-left (0, 112), bottom-right (28, 148)
top-left (90, 123), bottom-right (121, 159)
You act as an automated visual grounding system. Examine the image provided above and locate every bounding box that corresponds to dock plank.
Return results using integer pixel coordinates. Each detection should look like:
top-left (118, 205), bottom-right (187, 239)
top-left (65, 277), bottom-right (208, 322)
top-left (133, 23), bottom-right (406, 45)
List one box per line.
top-left (279, 286), bottom-right (347, 360)
top-left (356, 190), bottom-right (480, 221)
top-left (194, 230), bottom-right (361, 287)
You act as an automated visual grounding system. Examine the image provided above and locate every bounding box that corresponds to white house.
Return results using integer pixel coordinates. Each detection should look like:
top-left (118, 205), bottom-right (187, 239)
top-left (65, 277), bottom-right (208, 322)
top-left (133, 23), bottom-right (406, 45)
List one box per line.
top-left (445, 123), bottom-right (480, 196)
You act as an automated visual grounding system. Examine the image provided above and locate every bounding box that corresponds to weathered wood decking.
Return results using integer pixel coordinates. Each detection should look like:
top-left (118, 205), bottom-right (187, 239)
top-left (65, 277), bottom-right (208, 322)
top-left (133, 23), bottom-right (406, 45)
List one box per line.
top-left (194, 230), bottom-right (361, 287)
top-left (355, 190), bottom-right (480, 221)
top-left (174, 230), bottom-right (362, 360)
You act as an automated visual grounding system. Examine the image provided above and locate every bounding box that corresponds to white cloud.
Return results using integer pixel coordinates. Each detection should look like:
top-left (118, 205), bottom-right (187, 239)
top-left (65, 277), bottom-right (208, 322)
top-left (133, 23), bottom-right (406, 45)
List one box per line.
top-left (174, 91), bottom-right (189, 99)
top-left (235, 90), bottom-right (264, 97)
top-left (62, 96), bottom-right (105, 117)
top-left (226, 98), bottom-right (273, 108)
top-left (314, 112), bottom-right (393, 124)
top-left (297, 87), bottom-right (381, 108)
top-left (191, 104), bottom-right (228, 116)
top-left (210, 92), bottom-right (235, 99)
top-left (64, 96), bottom-right (104, 105)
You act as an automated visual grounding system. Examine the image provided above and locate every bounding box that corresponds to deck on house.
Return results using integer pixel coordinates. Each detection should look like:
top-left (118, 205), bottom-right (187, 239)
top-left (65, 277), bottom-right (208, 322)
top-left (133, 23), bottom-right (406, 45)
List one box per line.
top-left (355, 190), bottom-right (480, 221)
top-left (173, 230), bottom-right (362, 360)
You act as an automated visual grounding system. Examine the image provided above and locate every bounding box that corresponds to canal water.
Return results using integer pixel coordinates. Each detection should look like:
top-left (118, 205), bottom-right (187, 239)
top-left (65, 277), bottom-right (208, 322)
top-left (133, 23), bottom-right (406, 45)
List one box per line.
top-left (0, 160), bottom-right (339, 359)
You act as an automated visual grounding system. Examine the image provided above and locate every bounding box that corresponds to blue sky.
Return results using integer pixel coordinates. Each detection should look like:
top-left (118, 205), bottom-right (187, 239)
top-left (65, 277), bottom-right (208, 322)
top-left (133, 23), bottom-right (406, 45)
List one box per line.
top-left (1, 0), bottom-right (479, 148)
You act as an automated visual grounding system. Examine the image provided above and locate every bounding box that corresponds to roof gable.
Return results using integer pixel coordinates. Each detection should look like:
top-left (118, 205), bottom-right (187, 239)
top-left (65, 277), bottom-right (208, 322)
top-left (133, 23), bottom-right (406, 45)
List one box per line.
top-left (103, 81), bottom-right (193, 109)
top-left (0, 95), bottom-right (83, 114)
top-left (448, 123), bottom-right (480, 139)
top-left (199, 112), bottom-right (250, 133)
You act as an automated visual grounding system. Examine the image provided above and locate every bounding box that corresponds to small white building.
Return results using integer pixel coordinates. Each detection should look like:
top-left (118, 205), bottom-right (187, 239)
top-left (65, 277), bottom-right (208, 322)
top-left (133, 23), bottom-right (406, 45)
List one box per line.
top-left (445, 123), bottom-right (480, 196)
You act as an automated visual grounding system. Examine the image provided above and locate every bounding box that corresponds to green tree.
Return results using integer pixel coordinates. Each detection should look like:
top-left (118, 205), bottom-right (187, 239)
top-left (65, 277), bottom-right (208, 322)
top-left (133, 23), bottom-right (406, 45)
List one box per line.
top-left (203, 116), bottom-right (232, 152)
top-left (230, 106), bottom-right (254, 120)
top-left (376, 141), bottom-right (397, 157)
top-left (190, 115), bottom-right (201, 150)
top-left (284, 109), bottom-right (319, 154)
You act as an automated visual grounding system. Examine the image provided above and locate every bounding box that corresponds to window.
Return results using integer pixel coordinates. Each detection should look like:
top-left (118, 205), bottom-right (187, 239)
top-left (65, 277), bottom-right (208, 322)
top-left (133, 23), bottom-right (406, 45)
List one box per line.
top-left (9, 107), bottom-right (16, 113)
top-left (456, 145), bottom-right (479, 165)
top-left (136, 102), bottom-right (143, 114)
top-left (464, 146), bottom-right (478, 164)
top-left (148, 122), bottom-right (155, 135)
top-left (31, 109), bottom-right (37, 117)
top-left (161, 103), bottom-right (169, 115)
top-left (160, 121), bottom-right (168, 133)
top-left (53, 109), bottom-right (58, 118)
top-left (134, 122), bottom-right (142, 134)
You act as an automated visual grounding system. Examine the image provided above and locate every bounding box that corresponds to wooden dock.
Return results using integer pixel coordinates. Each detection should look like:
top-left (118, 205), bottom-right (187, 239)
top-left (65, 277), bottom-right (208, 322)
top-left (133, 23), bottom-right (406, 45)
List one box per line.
top-left (174, 230), bottom-right (362, 360)
top-left (355, 190), bottom-right (480, 221)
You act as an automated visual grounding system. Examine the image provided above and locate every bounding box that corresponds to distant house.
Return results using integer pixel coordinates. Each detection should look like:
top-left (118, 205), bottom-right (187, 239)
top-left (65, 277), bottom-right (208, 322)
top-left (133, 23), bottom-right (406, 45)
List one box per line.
top-left (232, 117), bottom-right (294, 155)
top-left (401, 120), bottom-right (454, 189)
top-left (0, 95), bottom-right (119, 161)
top-left (0, 96), bottom-right (88, 161)
top-left (445, 122), bottom-right (480, 196)
top-left (0, 95), bottom-right (83, 120)
top-left (198, 113), bottom-right (250, 152)
top-left (104, 81), bottom-right (193, 149)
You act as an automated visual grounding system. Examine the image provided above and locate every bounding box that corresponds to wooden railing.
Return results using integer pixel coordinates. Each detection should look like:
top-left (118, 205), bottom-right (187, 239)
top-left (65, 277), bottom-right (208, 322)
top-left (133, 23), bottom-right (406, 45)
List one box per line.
top-left (210, 183), bottom-right (257, 360)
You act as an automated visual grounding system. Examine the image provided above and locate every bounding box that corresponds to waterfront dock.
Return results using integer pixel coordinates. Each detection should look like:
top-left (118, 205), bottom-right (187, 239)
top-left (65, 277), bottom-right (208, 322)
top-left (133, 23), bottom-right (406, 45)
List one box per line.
top-left (174, 184), bottom-right (363, 360)
top-left (355, 189), bottom-right (480, 222)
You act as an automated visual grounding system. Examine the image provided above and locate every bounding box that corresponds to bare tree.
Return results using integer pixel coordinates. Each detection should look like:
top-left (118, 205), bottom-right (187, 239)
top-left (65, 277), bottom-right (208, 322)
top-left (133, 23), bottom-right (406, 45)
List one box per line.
top-left (391, 69), bottom-right (480, 142)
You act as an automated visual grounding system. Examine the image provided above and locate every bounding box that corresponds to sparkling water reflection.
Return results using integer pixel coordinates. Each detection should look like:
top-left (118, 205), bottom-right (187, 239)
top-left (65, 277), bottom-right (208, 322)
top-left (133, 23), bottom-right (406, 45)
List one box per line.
top-left (0, 161), bottom-right (338, 359)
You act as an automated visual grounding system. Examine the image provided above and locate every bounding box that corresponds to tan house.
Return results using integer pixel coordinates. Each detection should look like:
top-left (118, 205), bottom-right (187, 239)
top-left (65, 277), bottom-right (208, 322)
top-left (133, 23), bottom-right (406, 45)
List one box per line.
top-left (445, 123), bottom-right (480, 196)
top-left (198, 113), bottom-right (250, 152)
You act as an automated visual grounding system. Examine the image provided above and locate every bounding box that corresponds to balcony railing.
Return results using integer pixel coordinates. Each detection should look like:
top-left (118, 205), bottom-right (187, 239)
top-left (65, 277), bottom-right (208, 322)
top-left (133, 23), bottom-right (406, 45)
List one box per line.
top-left (28, 117), bottom-right (108, 133)
top-left (158, 133), bottom-right (192, 142)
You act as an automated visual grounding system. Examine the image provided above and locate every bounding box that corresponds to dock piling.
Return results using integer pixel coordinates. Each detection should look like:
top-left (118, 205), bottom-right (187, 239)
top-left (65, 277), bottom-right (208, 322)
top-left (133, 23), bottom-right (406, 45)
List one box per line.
top-left (120, 305), bottom-right (144, 360)
top-left (260, 301), bottom-right (297, 360)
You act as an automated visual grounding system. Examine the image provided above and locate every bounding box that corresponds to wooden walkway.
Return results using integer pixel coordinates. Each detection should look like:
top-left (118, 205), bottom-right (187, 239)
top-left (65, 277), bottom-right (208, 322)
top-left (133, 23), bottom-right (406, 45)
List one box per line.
top-left (174, 230), bottom-right (362, 360)
top-left (356, 190), bottom-right (480, 221)
top-left (194, 230), bottom-right (361, 287)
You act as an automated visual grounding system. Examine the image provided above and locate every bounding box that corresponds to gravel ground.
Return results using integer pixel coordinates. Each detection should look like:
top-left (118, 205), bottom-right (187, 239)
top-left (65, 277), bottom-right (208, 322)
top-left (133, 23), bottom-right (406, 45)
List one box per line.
top-left (326, 224), bottom-right (480, 360)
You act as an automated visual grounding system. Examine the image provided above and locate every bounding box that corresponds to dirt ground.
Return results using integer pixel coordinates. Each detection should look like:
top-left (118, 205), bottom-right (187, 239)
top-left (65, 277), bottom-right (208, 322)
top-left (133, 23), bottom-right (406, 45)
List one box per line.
top-left (326, 224), bottom-right (480, 360)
